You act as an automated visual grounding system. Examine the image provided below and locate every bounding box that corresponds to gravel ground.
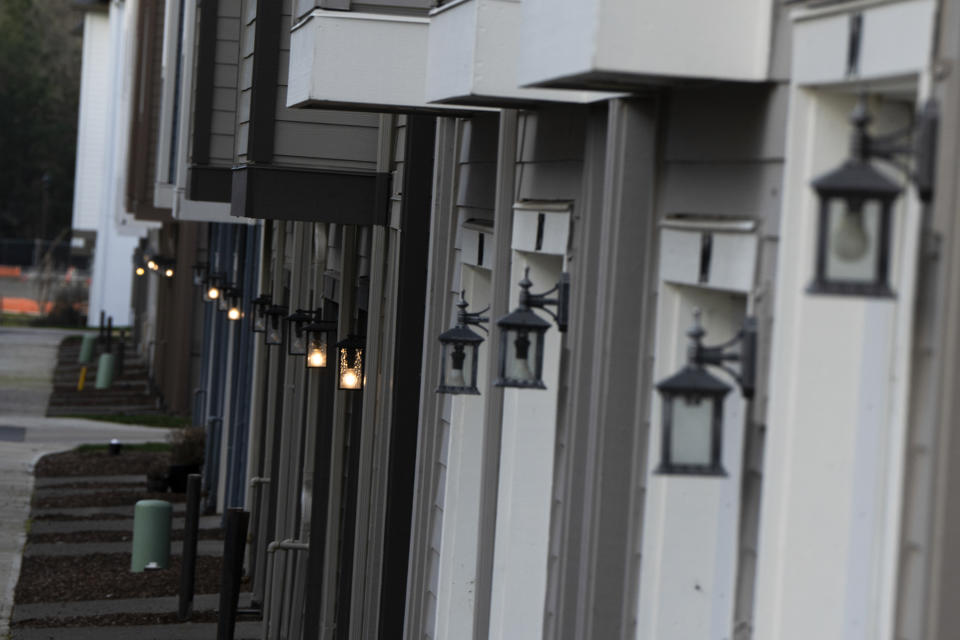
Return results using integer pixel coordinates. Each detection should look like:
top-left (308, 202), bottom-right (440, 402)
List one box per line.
top-left (28, 529), bottom-right (224, 544)
top-left (33, 490), bottom-right (186, 509)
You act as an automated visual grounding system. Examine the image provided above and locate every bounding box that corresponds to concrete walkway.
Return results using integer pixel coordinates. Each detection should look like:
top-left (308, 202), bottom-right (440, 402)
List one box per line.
top-left (0, 327), bottom-right (174, 638)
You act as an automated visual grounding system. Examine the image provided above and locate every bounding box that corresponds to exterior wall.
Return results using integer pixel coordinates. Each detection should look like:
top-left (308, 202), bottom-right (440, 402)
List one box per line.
top-left (72, 12), bottom-right (111, 233)
top-left (85, 1), bottom-right (155, 327)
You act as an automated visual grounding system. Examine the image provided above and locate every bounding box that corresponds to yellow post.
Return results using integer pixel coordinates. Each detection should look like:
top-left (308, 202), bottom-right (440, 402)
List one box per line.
top-left (77, 366), bottom-right (87, 391)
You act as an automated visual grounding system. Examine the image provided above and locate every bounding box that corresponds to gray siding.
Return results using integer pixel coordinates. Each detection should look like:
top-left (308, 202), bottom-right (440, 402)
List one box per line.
top-left (205, 0), bottom-right (240, 166)
top-left (235, 0), bottom-right (380, 170)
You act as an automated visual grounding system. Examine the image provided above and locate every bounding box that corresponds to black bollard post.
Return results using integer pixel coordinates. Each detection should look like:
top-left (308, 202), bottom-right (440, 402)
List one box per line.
top-left (98, 311), bottom-right (105, 352)
top-left (116, 328), bottom-right (126, 378)
top-left (177, 474), bottom-right (202, 621)
top-left (216, 508), bottom-right (249, 640)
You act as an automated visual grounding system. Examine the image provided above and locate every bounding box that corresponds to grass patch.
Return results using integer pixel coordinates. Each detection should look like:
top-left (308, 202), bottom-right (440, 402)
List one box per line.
top-left (74, 442), bottom-right (171, 454)
top-left (59, 413), bottom-right (191, 428)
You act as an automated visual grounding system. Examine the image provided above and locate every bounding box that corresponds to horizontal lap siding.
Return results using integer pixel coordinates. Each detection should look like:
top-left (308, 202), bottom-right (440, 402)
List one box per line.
top-left (206, 0), bottom-right (240, 165)
top-left (269, 0), bottom-right (380, 170)
top-left (236, 0), bottom-right (254, 162)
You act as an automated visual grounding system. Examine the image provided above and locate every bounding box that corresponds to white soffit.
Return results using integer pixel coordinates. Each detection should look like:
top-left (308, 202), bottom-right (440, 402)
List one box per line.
top-left (288, 10), bottom-right (481, 112)
top-left (426, 0), bottom-right (618, 105)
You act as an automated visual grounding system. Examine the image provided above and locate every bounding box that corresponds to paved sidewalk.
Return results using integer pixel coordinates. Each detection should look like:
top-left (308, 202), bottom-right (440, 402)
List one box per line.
top-left (12, 621), bottom-right (261, 639)
top-left (0, 327), bottom-right (174, 637)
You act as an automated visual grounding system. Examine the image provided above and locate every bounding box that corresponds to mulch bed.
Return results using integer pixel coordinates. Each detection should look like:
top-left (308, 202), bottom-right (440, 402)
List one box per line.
top-left (13, 447), bottom-right (241, 629)
top-left (28, 529), bottom-right (225, 544)
top-left (14, 610), bottom-right (221, 628)
top-left (14, 554), bottom-right (228, 604)
top-left (35, 449), bottom-right (170, 477)
top-left (33, 512), bottom-right (131, 521)
top-left (34, 490), bottom-right (187, 509)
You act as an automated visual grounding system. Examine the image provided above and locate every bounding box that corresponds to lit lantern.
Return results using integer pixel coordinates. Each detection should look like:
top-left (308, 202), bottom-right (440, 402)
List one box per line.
top-left (226, 289), bottom-right (242, 321)
top-left (336, 336), bottom-right (364, 390)
top-left (204, 273), bottom-right (223, 302)
top-left (287, 309), bottom-right (313, 356)
top-left (135, 265), bottom-right (145, 277)
top-left (304, 313), bottom-right (336, 370)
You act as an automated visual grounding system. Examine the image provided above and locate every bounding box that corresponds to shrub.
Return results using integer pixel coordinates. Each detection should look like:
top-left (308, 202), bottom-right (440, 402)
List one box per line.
top-left (168, 427), bottom-right (205, 466)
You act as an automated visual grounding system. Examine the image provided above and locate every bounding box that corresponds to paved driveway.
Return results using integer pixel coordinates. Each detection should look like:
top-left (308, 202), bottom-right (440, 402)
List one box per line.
top-left (0, 327), bottom-right (173, 636)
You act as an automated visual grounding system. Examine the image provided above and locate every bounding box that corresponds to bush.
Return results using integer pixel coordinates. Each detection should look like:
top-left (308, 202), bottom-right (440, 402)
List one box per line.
top-left (168, 427), bottom-right (205, 466)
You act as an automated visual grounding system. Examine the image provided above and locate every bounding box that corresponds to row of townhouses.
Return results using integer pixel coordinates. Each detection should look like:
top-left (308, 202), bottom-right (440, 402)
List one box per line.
top-left (69, 0), bottom-right (960, 637)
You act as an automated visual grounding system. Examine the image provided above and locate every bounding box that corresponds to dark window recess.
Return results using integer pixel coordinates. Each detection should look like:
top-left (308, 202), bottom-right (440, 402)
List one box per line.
top-left (698, 232), bottom-right (713, 284)
top-left (846, 12), bottom-right (863, 77)
top-left (477, 231), bottom-right (485, 266)
top-left (535, 213), bottom-right (546, 251)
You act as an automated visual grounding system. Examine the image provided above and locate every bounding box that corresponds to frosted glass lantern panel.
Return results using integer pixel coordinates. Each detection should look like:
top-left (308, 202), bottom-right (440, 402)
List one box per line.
top-left (825, 198), bottom-right (881, 284)
top-left (669, 396), bottom-right (713, 466)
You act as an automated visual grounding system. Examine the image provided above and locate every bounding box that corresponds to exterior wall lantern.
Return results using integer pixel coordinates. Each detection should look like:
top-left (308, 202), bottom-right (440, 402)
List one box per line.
top-left (162, 260), bottom-right (175, 279)
top-left (250, 294), bottom-right (272, 333)
top-left (135, 264), bottom-right (146, 277)
top-left (226, 290), bottom-right (243, 321)
top-left (809, 96), bottom-right (938, 296)
top-left (304, 311), bottom-right (337, 369)
top-left (204, 273), bottom-right (224, 302)
top-left (264, 305), bottom-right (289, 346)
top-left (146, 256), bottom-right (159, 272)
top-left (437, 292), bottom-right (488, 395)
top-left (217, 284), bottom-right (235, 312)
top-left (494, 268), bottom-right (569, 389)
top-left (336, 336), bottom-right (365, 390)
top-left (192, 262), bottom-right (208, 286)
top-left (655, 310), bottom-right (756, 476)
top-left (287, 309), bottom-right (313, 356)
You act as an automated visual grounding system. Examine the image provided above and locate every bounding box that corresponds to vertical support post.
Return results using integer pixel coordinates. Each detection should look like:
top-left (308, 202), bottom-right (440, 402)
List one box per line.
top-left (178, 474), bottom-right (202, 621)
top-left (217, 508), bottom-right (250, 640)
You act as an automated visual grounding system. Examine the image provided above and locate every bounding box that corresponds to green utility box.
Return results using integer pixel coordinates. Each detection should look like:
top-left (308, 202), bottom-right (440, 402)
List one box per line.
top-left (131, 499), bottom-right (172, 572)
top-left (94, 352), bottom-right (115, 389)
top-left (78, 334), bottom-right (97, 364)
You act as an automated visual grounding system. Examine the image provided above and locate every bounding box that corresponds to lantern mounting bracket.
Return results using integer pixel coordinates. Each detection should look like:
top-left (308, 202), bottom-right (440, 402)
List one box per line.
top-left (517, 268), bottom-right (569, 332)
top-left (454, 291), bottom-right (489, 334)
top-left (849, 95), bottom-right (938, 203)
top-left (687, 310), bottom-right (757, 399)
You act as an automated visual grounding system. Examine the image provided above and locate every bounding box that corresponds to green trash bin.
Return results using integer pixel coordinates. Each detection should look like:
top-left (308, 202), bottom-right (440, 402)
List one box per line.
top-left (131, 499), bottom-right (172, 572)
top-left (78, 334), bottom-right (96, 364)
top-left (94, 352), bottom-right (115, 389)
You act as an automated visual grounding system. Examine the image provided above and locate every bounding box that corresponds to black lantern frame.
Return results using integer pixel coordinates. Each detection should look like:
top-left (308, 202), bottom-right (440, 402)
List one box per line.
top-left (264, 305), bottom-right (288, 346)
top-left (809, 97), bottom-right (938, 297)
top-left (250, 294), bottom-right (272, 333)
top-left (304, 310), bottom-right (337, 369)
top-left (192, 262), bottom-right (208, 286)
top-left (494, 268), bottom-right (570, 389)
top-left (287, 309), bottom-right (313, 356)
top-left (437, 292), bottom-right (488, 395)
top-left (336, 335), bottom-right (365, 390)
top-left (655, 311), bottom-right (756, 476)
top-left (217, 283), bottom-right (237, 312)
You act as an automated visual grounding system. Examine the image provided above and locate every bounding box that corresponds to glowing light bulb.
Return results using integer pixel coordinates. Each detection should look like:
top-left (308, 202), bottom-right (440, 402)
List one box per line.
top-left (147, 260), bottom-right (158, 271)
top-left (135, 267), bottom-right (145, 276)
top-left (164, 268), bottom-right (174, 278)
top-left (228, 307), bottom-right (241, 321)
top-left (510, 358), bottom-right (534, 381)
top-left (308, 347), bottom-right (327, 368)
top-left (207, 287), bottom-right (220, 300)
top-left (832, 208), bottom-right (869, 262)
top-left (341, 369), bottom-right (359, 389)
